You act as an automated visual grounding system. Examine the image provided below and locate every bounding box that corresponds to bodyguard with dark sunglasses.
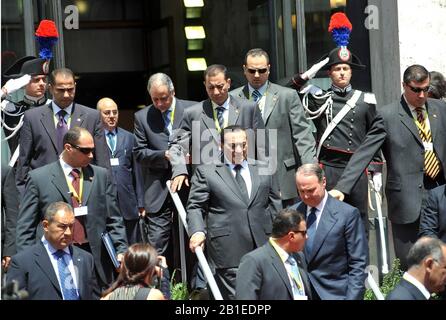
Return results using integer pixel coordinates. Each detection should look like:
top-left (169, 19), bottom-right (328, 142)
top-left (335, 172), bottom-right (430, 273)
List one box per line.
top-left (339, 64), bottom-right (446, 270)
top-left (16, 127), bottom-right (128, 290)
top-left (231, 48), bottom-right (317, 207)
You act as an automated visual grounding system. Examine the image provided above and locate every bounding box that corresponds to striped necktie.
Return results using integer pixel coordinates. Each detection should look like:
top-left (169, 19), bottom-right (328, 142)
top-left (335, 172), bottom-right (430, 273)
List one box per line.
top-left (252, 89), bottom-right (262, 103)
top-left (415, 107), bottom-right (440, 179)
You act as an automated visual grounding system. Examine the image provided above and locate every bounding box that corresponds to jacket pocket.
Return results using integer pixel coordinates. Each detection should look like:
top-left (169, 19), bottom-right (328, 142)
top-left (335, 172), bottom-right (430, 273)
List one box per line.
top-left (283, 157), bottom-right (296, 169)
top-left (209, 226), bottom-right (231, 239)
top-left (386, 179), bottom-right (401, 191)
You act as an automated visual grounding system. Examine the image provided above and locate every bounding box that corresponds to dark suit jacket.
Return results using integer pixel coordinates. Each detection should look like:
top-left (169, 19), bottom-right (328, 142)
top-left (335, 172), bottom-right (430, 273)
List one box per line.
top-left (187, 162), bottom-right (282, 269)
top-left (419, 185), bottom-right (446, 242)
top-left (134, 99), bottom-right (195, 213)
top-left (339, 97), bottom-right (446, 224)
top-left (231, 82), bottom-right (316, 200)
top-left (16, 102), bottom-right (109, 197)
top-left (291, 195), bottom-right (368, 300)
top-left (386, 278), bottom-right (428, 300)
top-left (107, 127), bottom-right (144, 220)
top-left (169, 96), bottom-right (265, 178)
top-left (236, 241), bottom-right (311, 300)
top-left (7, 242), bottom-right (100, 300)
top-left (16, 161), bottom-right (128, 286)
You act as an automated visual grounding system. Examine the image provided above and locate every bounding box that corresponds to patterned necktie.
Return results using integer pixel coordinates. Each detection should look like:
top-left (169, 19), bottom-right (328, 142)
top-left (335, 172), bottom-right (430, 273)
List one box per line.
top-left (70, 169), bottom-right (87, 244)
top-left (107, 131), bottom-right (116, 154)
top-left (305, 207), bottom-right (317, 256)
top-left (415, 107), bottom-right (440, 179)
top-left (234, 164), bottom-right (249, 199)
top-left (286, 256), bottom-right (305, 298)
top-left (56, 110), bottom-right (68, 154)
top-left (252, 89), bottom-right (262, 103)
top-left (54, 250), bottom-right (79, 300)
top-left (216, 106), bottom-right (225, 130)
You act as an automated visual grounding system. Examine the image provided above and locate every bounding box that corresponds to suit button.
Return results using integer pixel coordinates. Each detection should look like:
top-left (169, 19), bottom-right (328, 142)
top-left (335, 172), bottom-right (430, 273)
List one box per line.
top-left (350, 125), bottom-right (354, 129)
top-left (419, 184), bottom-right (422, 188)
top-left (349, 133), bottom-right (353, 137)
top-left (328, 136), bottom-right (331, 140)
top-left (348, 140), bottom-right (352, 145)
top-left (352, 110), bottom-right (356, 114)
top-left (347, 148), bottom-right (351, 151)
top-left (351, 118), bottom-right (354, 122)
top-left (326, 143), bottom-right (330, 147)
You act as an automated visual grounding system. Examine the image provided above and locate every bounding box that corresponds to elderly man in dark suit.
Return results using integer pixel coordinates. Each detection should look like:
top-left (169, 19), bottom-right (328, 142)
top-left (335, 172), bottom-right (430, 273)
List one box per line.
top-left (7, 202), bottom-right (100, 300)
top-left (236, 208), bottom-right (311, 300)
top-left (387, 237), bottom-right (446, 300)
top-left (187, 126), bottom-right (282, 300)
top-left (134, 73), bottom-right (196, 258)
top-left (169, 64), bottom-right (265, 193)
top-left (231, 48), bottom-right (316, 206)
top-left (97, 97), bottom-right (144, 244)
top-left (291, 164), bottom-right (368, 300)
top-left (16, 67), bottom-right (109, 198)
top-left (337, 65), bottom-right (446, 269)
top-left (16, 127), bottom-right (128, 289)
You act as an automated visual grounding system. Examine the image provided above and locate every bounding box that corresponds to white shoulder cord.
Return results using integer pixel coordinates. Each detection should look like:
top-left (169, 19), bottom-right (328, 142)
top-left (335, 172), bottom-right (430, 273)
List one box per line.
top-left (301, 90), bottom-right (333, 120)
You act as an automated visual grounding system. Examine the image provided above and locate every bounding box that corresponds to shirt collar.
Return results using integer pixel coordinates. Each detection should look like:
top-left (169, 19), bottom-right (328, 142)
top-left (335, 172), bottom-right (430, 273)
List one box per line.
top-left (403, 95), bottom-right (426, 113)
top-left (41, 236), bottom-right (70, 256)
top-left (52, 102), bottom-right (73, 116)
top-left (403, 272), bottom-right (431, 299)
top-left (248, 81), bottom-right (268, 96)
top-left (105, 128), bottom-right (117, 135)
top-left (269, 238), bottom-right (289, 263)
top-left (59, 157), bottom-right (81, 177)
top-left (227, 159), bottom-right (248, 170)
top-left (308, 191), bottom-right (328, 216)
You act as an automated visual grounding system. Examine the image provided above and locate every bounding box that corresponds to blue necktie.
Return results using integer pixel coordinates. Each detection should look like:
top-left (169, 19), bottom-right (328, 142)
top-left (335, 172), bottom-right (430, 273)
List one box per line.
top-left (216, 106), bottom-right (225, 130)
top-left (56, 110), bottom-right (68, 154)
top-left (287, 256), bottom-right (305, 297)
top-left (54, 250), bottom-right (79, 300)
top-left (252, 89), bottom-right (262, 103)
top-left (163, 110), bottom-right (171, 134)
top-left (305, 207), bottom-right (317, 256)
top-left (107, 131), bottom-right (115, 154)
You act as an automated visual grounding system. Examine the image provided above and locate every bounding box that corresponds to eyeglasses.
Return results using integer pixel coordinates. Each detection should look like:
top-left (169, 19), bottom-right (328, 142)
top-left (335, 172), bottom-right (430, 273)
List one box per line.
top-left (406, 83), bottom-right (430, 93)
top-left (70, 143), bottom-right (95, 155)
top-left (246, 68), bottom-right (268, 74)
top-left (292, 229), bottom-right (307, 236)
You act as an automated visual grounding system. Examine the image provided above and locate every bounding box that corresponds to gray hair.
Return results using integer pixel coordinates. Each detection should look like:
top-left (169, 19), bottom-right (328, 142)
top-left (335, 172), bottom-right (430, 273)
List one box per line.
top-left (147, 73), bottom-right (175, 94)
top-left (407, 237), bottom-right (446, 269)
top-left (44, 202), bottom-right (73, 222)
top-left (296, 163), bottom-right (325, 183)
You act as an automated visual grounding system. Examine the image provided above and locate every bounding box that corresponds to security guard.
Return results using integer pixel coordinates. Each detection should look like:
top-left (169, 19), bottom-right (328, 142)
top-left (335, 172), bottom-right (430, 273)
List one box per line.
top-left (288, 13), bottom-right (386, 235)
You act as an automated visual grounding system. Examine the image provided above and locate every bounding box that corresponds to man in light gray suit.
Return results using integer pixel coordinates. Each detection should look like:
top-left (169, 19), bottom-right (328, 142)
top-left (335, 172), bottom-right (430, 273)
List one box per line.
top-left (187, 126), bottom-right (282, 300)
top-left (236, 208), bottom-right (311, 300)
top-left (169, 64), bottom-right (265, 193)
top-left (231, 48), bottom-right (316, 206)
top-left (16, 127), bottom-right (128, 289)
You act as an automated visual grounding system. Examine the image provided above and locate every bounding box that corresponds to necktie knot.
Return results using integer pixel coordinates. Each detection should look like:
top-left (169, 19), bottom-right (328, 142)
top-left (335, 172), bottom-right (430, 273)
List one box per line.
top-left (57, 110), bottom-right (67, 121)
top-left (107, 131), bottom-right (115, 138)
top-left (234, 164), bottom-right (243, 172)
top-left (306, 208), bottom-right (317, 228)
top-left (54, 249), bottom-right (66, 259)
top-left (216, 106), bottom-right (225, 129)
top-left (287, 256), bottom-right (296, 266)
top-left (71, 169), bottom-right (80, 179)
top-left (252, 89), bottom-right (262, 102)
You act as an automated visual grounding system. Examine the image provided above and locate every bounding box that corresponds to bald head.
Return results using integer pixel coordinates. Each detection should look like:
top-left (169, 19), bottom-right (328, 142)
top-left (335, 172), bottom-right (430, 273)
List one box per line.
top-left (97, 97), bottom-right (119, 131)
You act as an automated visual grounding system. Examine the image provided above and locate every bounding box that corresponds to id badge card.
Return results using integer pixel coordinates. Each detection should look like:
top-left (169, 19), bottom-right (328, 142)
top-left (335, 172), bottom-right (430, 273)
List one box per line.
top-left (423, 142), bottom-right (433, 152)
top-left (74, 206), bottom-right (88, 217)
top-left (110, 158), bottom-right (120, 166)
top-left (295, 295), bottom-right (308, 300)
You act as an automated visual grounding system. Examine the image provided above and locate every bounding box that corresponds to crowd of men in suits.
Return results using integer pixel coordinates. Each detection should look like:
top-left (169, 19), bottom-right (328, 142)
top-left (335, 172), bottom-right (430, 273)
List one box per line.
top-left (2, 40), bottom-right (446, 300)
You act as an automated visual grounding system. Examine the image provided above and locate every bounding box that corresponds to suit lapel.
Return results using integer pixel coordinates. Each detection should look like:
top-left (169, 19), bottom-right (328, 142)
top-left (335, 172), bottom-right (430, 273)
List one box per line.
top-left (215, 164), bottom-right (248, 204)
top-left (426, 101), bottom-right (440, 143)
top-left (114, 129), bottom-right (124, 157)
top-left (173, 100), bottom-right (185, 129)
top-left (263, 83), bottom-right (278, 124)
top-left (307, 196), bottom-right (338, 262)
top-left (228, 97), bottom-right (240, 126)
top-left (41, 104), bottom-right (59, 152)
top-left (51, 162), bottom-right (72, 203)
top-left (239, 86), bottom-right (250, 100)
top-left (201, 100), bottom-right (220, 144)
top-left (34, 243), bottom-right (63, 297)
top-left (399, 97), bottom-right (423, 146)
top-left (70, 103), bottom-right (86, 128)
top-left (267, 243), bottom-right (294, 298)
top-left (248, 163), bottom-right (260, 207)
top-left (81, 165), bottom-right (94, 205)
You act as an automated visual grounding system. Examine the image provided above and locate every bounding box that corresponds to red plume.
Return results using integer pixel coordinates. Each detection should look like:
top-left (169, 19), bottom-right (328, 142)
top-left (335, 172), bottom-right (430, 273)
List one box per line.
top-left (35, 20), bottom-right (59, 38)
top-left (328, 13), bottom-right (352, 32)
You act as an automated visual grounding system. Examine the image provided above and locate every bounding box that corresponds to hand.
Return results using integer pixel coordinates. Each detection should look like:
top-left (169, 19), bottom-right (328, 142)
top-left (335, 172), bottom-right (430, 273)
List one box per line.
top-left (372, 172), bottom-right (382, 192)
top-left (2, 256), bottom-right (11, 271)
top-left (170, 174), bottom-right (189, 192)
top-left (189, 232), bottom-right (206, 253)
top-left (164, 150), bottom-right (171, 161)
top-left (2, 74), bottom-right (32, 96)
top-left (328, 189), bottom-right (345, 201)
top-left (138, 207), bottom-right (146, 218)
top-left (116, 253), bottom-right (124, 271)
top-left (302, 57), bottom-right (330, 80)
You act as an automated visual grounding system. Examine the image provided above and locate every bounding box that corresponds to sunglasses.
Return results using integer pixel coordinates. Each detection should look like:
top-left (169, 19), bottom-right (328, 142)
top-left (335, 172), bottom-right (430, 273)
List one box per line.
top-left (292, 229), bottom-right (307, 236)
top-left (406, 83), bottom-right (430, 93)
top-left (246, 68), bottom-right (268, 74)
top-left (70, 143), bottom-right (95, 155)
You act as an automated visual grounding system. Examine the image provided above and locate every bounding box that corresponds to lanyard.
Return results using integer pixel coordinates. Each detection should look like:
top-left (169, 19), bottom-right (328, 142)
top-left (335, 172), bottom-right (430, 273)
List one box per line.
top-left (65, 171), bottom-right (84, 205)
top-left (414, 117), bottom-right (430, 139)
